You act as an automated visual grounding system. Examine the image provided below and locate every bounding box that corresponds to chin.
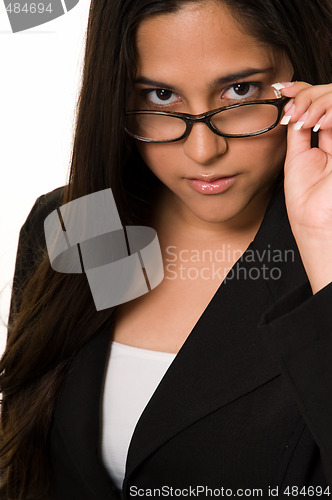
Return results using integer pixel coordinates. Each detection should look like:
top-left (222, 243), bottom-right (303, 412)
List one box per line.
top-left (188, 200), bottom-right (246, 225)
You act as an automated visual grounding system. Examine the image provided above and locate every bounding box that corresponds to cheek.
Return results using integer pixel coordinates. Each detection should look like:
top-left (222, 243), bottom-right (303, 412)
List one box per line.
top-left (137, 143), bottom-right (179, 181)
top-left (245, 126), bottom-right (287, 174)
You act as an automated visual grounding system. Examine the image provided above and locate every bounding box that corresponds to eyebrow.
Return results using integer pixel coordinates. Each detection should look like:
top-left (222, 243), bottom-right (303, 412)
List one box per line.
top-left (135, 67), bottom-right (274, 90)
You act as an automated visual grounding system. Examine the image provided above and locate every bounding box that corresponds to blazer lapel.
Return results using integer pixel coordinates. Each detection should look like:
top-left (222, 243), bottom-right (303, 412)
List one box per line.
top-left (124, 183), bottom-right (307, 483)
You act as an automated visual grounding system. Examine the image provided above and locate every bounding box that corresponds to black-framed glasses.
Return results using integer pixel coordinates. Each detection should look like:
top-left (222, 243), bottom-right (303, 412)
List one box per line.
top-left (125, 96), bottom-right (290, 143)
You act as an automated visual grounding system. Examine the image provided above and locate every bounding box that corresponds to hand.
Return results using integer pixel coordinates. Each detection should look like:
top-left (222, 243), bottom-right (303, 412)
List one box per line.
top-left (277, 81), bottom-right (332, 293)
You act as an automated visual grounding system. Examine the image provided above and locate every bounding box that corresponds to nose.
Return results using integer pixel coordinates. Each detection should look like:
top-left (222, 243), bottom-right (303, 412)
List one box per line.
top-left (182, 122), bottom-right (228, 165)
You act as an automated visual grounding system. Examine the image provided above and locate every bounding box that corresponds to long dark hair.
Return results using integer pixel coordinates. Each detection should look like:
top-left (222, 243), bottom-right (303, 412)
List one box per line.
top-left (1, 0), bottom-right (332, 498)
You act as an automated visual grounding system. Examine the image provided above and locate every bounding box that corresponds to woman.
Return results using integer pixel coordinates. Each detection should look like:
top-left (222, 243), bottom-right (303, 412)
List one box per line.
top-left (1, 0), bottom-right (332, 498)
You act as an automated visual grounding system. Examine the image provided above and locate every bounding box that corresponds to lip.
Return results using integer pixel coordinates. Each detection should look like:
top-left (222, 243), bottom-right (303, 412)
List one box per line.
top-left (186, 174), bottom-right (238, 194)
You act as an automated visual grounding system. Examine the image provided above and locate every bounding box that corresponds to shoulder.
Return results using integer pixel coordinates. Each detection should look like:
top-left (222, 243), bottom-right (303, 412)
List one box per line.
top-left (35, 185), bottom-right (66, 209)
top-left (19, 186), bottom-right (66, 247)
top-left (19, 185), bottom-right (67, 243)
top-left (13, 186), bottom-right (67, 287)
top-left (23, 186), bottom-right (66, 229)
top-left (9, 186), bottom-right (68, 319)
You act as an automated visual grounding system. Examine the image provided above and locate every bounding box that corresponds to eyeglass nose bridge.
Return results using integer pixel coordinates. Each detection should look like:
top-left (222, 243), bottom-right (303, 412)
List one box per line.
top-left (182, 111), bottom-right (225, 139)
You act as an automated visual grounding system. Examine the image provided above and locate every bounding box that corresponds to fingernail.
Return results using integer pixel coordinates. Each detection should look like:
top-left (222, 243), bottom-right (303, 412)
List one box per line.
top-left (280, 115), bottom-right (292, 125)
top-left (293, 111), bottom-right (309, 131)
top-left (279, 82), bottom-right (295, 88)
top-left (280, 103), bottom-right (295, 125)
top-left (271, 83), bottom-right (284, 98)
top-left (272, 83), bottom-right (286, 90)
top-left (313, 114), bottom-right (326, 133)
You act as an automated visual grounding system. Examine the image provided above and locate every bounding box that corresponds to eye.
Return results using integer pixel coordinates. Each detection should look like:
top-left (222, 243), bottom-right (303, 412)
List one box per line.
top-left (222, 82), bottom-right (260, 101)
top-left (144, 88), bottom-right (180, 106)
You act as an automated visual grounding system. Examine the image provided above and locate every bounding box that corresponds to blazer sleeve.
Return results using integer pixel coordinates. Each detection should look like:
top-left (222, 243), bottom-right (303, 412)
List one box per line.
top-left (259, 280), bottom-right (332, 487)
top-left (8, 186), bottom-right (66, 323)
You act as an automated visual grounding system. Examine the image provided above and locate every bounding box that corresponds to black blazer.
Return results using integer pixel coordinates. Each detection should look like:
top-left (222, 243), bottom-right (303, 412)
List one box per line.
top-left (11, 183), bottom-right (332, 499)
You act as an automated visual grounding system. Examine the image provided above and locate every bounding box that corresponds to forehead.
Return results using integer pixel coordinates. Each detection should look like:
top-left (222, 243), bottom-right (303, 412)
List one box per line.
top-left (135, 1), bottom-right (278, 88)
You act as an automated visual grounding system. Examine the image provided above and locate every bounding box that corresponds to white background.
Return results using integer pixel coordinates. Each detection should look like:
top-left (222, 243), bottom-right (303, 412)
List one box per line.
top-left (0, 0), bottom-right (91, 355)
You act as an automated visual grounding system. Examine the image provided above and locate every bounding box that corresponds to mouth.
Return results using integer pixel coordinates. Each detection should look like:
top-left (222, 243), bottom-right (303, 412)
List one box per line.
top-left (186, 174), bottom-right (238, 194)
top-left (188, 174), bottom-right (236, 182)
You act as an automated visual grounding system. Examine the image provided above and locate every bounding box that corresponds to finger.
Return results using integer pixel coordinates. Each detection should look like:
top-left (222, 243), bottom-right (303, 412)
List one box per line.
top-left (277, 81), bottom-right (332, 99)
top-left (291, 92), bottom-right (332, 130)
top-left (273, 82), bottom-right (332, 124)
top-left (313, 115), bottom-right (326, 133)
top-left (276, 81), bottom-right (310, 96)
top-left (313, 107), bottom-right (332, 132)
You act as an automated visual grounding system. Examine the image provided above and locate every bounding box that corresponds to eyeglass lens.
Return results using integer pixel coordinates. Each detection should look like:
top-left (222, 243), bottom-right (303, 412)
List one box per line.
top-left (127, 103), bottom-right (279, 141)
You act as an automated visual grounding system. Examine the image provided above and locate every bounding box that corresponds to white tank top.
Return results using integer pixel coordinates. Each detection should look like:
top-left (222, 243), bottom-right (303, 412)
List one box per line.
top-left (101, 341), bottom-right (176, 490)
